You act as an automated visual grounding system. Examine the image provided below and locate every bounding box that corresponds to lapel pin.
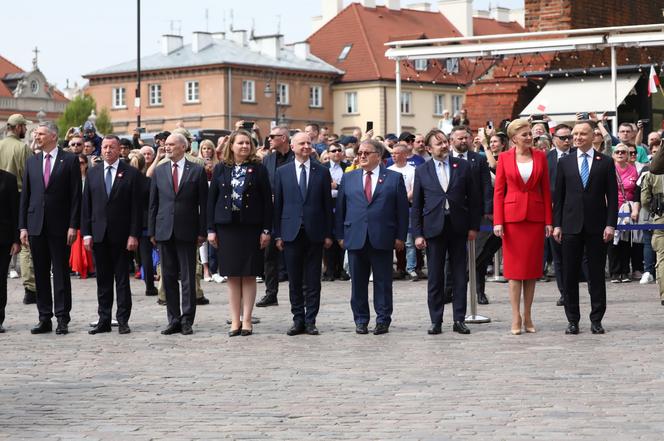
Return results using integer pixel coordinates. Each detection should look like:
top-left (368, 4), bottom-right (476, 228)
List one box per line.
top-left (452, 163), bottom-right (458, 168)
top-left (248, 168), bottom-right (254, 174)
top-left (378, 178), bottom-right (384, 184)
top-left (117, 172), bottom-right (124, 179)
top-left (595, 155), bottom-right (601, 160)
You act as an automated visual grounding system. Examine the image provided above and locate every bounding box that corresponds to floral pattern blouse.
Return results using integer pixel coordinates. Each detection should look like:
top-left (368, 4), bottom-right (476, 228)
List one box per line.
top-left (230, 164), bottom-right (249, 211)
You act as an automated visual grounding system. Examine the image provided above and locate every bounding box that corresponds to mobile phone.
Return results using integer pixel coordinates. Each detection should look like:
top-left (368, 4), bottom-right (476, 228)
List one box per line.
top-left (638, 119), bottom-right (650, 125)
top-left (531, 114), bottom-right (544, 121)
top-left (242, 121), bottom-right (255, 131)
top-left (487, 120), bottom-right (493, 130)
top-left (366, 121), bottom-right (373, 132)
top-left (579, 112), bottom-right (589, 120)
top-left (136, 127), bottom-right (146, 134)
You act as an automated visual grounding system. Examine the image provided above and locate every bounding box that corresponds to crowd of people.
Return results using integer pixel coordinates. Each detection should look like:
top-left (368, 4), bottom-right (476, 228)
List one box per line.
top-left (0, 110), bottom-right (663, 337)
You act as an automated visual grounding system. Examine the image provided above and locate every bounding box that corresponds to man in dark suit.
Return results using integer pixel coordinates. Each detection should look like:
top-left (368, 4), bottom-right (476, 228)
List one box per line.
top-left (19, 121), bottom-right (81, 335)
top-left (0, 168), bottom-right (20, 333)
top-left (81, 135), bottom-right (142, 335)
top-left (336, 139), bottom-right (409, 335)
top-left (323, 143), bottom-right (349, 281)
top-left (149, 133), bottom-right (208, 335)
top-left (273, 133), bottom-right (334, 336)
top-left (547, 124), bottom-right (573, 306)
top-left (412, 129), bottom-right (481, 335)
top-left (553, 120), bottom-right (618, 335)
top-left (256, 125), bottom-right (293, 307)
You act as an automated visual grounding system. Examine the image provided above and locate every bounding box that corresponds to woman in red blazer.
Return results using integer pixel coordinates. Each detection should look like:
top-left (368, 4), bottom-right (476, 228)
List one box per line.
top-left (493, 119), bottom-right (553, 335)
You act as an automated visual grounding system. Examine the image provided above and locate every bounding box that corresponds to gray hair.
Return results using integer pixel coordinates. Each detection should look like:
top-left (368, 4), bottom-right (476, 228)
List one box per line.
top-left (169, 132), bottom-right (188, 147)
top-left (360, 139), bottom-right (385, 158)
top-left (39, 121), bottom-right (59, 137)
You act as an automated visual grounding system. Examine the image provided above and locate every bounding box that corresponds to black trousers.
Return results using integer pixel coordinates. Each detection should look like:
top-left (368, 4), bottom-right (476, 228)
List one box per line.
top-left (29, 234), bottom-right (72, 323)
top-left (562, 231), bottom-right (607, 323)
top-left (608, 240), bottom-right (631, 277)
top-left (93, 237), bottom-right (132, 325)
top-left (263, 238), bottom-right (280, 298)
top-left (0, 242), bottom-right (11, 325)
top-left (475, 234), bottom-right (502, 296)
top-left (547, 236), bottom-right (564, 295)
top-left (283, 230), bottom-right (323, 325)
top-left (323, 240), bottom-right (345, 278)
top-left (159, 238), bottom-right (197, 326)
top-left (139, 236), bottom-right (155, 291)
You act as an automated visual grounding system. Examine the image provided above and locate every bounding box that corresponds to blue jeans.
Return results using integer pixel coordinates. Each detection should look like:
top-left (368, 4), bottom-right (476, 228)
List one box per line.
top-left (405, 233), bottom-right (417, 272)
top-left (643, 230), bottom-right (655, 276)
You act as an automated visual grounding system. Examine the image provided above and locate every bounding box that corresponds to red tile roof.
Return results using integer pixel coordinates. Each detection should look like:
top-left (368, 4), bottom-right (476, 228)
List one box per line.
top-left (473, 16), bottom-right (525, 36)
top-left (0, 55), bottom-right (68, 101)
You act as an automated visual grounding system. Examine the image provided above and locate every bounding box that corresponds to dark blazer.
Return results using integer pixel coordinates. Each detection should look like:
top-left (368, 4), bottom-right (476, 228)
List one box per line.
top-left (553, 150), bottom-right (619, 234)
top-left (148, 159), bottom-right (208, 242)
top-left (547, 148), bottom-right (575, 201)
top-left (465, 151), bottom-right (493, 216)
top-left (411, 157), bottom-right (481, 239)
top-left (263, 149), bottom-right (295, 189)
top-left (138, 173), bottom-right (151, 230)
top-left (19, 148), bottom-right (81, 236)
top-left (273, 160), bottom-right (333, 242)
top-left (207, 162), bottom-right (273, 231)
top-left (81, 160), bottom-right (142, 243)
top-left (335, 166), bottom-right (409, 251)
top-left (0, 169), bottom-right (19, 244)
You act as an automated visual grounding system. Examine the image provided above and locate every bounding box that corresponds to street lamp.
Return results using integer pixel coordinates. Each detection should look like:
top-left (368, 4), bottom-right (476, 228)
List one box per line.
top-left (263, 74), bottom-right (280, 127)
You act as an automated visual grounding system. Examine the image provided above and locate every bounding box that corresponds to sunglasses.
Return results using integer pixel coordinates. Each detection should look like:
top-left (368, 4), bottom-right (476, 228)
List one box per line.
top-left (555, 135), bottom-right (572, 141)
top-left (268, 134), bottom-right (283, 139)
top-left (357, 151), bottom-right (377, 157)
top-left (329, 149), bottom-right (342, 153)
top-left (69, 142), bottom-right (83, 147)
top-left (614, 150), bottom-right (627, 154)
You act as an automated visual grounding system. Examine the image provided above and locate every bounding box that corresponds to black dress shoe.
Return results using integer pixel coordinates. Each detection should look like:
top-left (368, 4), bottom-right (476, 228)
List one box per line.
top-left (241, 328), bottom-right (253, 336)
top-left (477, 293), bottom-right (489, 305)
top-left (556, 296), bottom-right (565, 306)
top-left (321, 275), bottom-right (333, 282)
top-left (338, 271), bottom-right (350, 281)
top-left (88, 324), bottom-right (112, 335)
top-left (305, 324), bottom-right (319, 335)
top-left (23, 289), bottom-right (36, 305)
top-left (427, 323), bottom-right (442, 335)
top-left (118, 324), bottom-right (131, 334)
top-left (145, 287), bottom-right (158, 296)
top-left (286, 322), bottom-right (305, 336)
top-left (0, 324), bottom-right (5, 333)
top-left (355, 324), bottom-right (368, 334)
top-left (373, 323), bottom-right (390, 335)
top-left (181, 323), bottom-right (193, 335)
top-left (161, 324), bottom-right (181, 335)
top-left (196, 296), bottom-right (210, 305)
top-left (157, 299), bottom-right (167, 305)
top-left (453, 321), bottom-right (471, 334)
top-left (55, 321), bottom-right (68, 335)
top-left (228, 327), bottom-right (242, 337)
top-left (590, 322), bottom-right (605, 334)
top-left (256, 295), bottom-right (278, 307)
top-left (565, 322), bottom-right (579, 335)
top-left (30, 320), bottom-right (52, 334)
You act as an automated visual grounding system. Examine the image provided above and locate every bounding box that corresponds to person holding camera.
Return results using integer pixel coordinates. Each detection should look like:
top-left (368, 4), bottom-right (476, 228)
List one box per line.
top-left (641, 170), bottom-right (664, 304)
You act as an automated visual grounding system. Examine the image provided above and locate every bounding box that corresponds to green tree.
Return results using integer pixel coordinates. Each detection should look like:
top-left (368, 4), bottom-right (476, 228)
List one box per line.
top-left (95, 107), bottom-right (113, 135)
top-left (57, 94), bottom-right (99, 138)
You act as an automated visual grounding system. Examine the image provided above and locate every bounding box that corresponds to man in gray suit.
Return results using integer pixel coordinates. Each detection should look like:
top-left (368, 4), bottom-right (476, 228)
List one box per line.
top-left (148, 133), bottom-right (208, 335)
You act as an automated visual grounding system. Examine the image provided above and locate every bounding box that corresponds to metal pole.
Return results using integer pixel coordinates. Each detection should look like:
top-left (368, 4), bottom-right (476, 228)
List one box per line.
top-left (465, 239), bottom-right (491, 324)
top-left (492, 249), bottom-right (507, 282)
top-left (395, 58), bottom-right (401, 134)
top-left (136, 0), bottom-right (141, 129)
top-left (274, 72), bottom-right (279, 125)
top-left (610, 45), bottom-right (618, 136)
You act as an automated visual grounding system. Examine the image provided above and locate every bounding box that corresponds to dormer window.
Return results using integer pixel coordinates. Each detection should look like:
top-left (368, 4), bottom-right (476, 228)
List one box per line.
top-left (338, 44), bottom-right (352, 61)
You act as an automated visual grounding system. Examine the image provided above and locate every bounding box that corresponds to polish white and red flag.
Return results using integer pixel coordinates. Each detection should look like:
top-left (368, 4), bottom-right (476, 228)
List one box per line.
top-left (648, 65), bottom-right (660, 97)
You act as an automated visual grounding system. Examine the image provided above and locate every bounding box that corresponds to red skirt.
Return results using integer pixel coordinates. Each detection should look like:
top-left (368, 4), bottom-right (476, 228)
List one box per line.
top-left (502, 221), bottom-right (545, 280)
top-left (69, 230), bottom-right (95, 279)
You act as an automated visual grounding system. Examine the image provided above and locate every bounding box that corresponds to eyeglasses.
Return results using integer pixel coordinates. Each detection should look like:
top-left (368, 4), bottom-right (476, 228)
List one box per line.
top-left (614, 150), bottom-right (627, 154)
top-left (69, 142), bottom-right (83, 147)
top-left (555, 135), bottom-right (572, 141)
top-left (328, 149), bottom-right (342, 153)
top-left (357, 150), bottom-right (377, 157)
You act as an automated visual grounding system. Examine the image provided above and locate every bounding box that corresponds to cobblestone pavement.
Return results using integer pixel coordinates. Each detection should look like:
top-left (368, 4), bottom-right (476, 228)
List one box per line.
top-left (1, 274), bottom-right (663, 441)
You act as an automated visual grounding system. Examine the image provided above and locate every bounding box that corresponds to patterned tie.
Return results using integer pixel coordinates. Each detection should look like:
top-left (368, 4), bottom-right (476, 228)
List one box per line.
top-left (43, 153), bottom-right (51, 187)
top-left (172, 163), bottom-right (179, 193)
top-left (299, 163), bottom-right (307, 199)
top-left (364, 171), bottom-right (372, 203)
top-left (105, 165), bottom-right (113, 196)
top-left (580, 153), bottom-right (590, 188)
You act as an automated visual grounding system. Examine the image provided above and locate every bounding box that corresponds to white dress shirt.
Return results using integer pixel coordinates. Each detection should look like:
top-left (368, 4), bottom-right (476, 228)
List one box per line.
top-left (42, 148), bottom-right (58, 176)
top-left (103, 158), bottom-right (121, 187)
top-left (171, 157), bottom-right (186, 188)
top-left (555, 148), bottom-right (570, 160)
top-left (576, 148), bottom-right (594, 176)
top-left (363, 164), bottom-right (381, 197)
top-left (294, 159), bottom-right (311, 187)
top-left (329, 160), bottom-right (344, 198)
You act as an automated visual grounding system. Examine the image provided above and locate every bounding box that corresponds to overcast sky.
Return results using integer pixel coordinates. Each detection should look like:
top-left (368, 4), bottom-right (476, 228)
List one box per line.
top-left (2, 0), bottom-right (523, 90)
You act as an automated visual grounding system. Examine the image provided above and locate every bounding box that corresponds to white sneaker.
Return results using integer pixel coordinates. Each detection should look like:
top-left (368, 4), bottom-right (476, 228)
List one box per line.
top-left (203, 276), bottom-right (213, 282)
top-left (8, 270), bottom-right (19, 279)
top-left (211, 274), bottom-right (223, 283)
top-left (640, 271), bottom-right (655, 284)
top-left (221, 276), bottom-right (227, 283)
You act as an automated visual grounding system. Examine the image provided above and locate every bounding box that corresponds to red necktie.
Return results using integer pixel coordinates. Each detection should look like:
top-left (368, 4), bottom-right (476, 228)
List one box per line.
top-left (364, 171), bottom-right (372, 203)
top-left (43, 153), bottom-right (51, 187)
top-left (172, 163), bottom-right (179, 193)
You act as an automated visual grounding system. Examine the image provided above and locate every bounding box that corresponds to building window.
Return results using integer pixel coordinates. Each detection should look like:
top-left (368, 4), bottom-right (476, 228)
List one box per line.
top-left (345, 92), bottom-right (358, 114)
top-left (309, 86), bottom-right (322, 108)
top-left (112, 87), bottom-right (126, 108)
top-left (149, 84), bottom-right (162, 106)
top-left (434, 94), bottom-right (446, 116)
top-left (400, 92), bottom-right (412, 114)
top-left (452, 95), bottom-right (463, 115)
top-left (414, 59), bottom-right (428, 71)
top-left (277, 83), bottom-right (289, 105)
top-left (185, 80), bottom-right (199, 103)
top-left (446, 58), bottom-right (459, 73)
top-left (242, 80), bottom-right (255, 103)
top-left (338, 44), bottom-right (352, 61)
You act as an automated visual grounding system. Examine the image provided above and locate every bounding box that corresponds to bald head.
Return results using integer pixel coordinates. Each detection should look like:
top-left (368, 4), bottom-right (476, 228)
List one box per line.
top-left (291, 132), bottom-right (313, 162)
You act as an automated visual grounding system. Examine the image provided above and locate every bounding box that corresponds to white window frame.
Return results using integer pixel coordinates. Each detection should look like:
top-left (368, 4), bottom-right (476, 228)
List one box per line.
top-left (414, 59), bottom-right (428, 71)
top-left (112, 87), bottom-right (126, 109)
top-left (345, 91), bottom-right (358, 114)
top-left (434, 94), bottom-right (446, 116)
top-left (400, 92), bottom-right (412, 115)
top-left (149, 84), bottom-right (162, 106)
top-left (338, 44), bottom-right (352, 61)
top-left (309, 86), bottom-right (323, 108)
top-left (452, 95), bottom-right (463, 115)
top-left (242, 80), bottom-right (255, 103)
top-left (185, 80), bottom-right (200, 103)
top-left (277, 83), bottom-right (289, 105)
top-left (446, 58), bottom-right (459, 73)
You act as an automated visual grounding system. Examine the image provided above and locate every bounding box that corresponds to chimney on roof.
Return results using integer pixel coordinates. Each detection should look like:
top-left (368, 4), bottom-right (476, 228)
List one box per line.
top-left (510, 8), bottom-right (525, 27)
top-left (293, 41), bottom-right (310, 60)
top-left (192, 31), bottom-right (213, 53)
top-left (438, 0), bottom-right (473, 36)
top-left (250, 34), bottom-right (284, 59)
top-left (312, 0), bottom-right (343, 33)
top-left (161, 34), bottom-right (184, 55)
top-left (387, 0), bottom-right (401, 10)
top-left (361, 0), bottom-right (376, 7)
top-left (230, 29), bottom-right (248, 47)
top-left (490, 5), bottom-right (511, 23)
top-left (408, 2), bottom-right (431, 11)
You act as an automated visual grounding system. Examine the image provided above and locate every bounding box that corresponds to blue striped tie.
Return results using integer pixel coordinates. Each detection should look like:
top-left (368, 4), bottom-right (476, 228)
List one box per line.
top-left (580, 153), bottom-right (589, 188)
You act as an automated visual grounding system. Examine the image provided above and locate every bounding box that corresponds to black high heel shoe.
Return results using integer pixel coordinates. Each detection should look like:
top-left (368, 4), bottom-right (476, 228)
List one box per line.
top-left (240, 328), bottom-right (253, 336)
top-left (228, 326), bottom-right (242, 337)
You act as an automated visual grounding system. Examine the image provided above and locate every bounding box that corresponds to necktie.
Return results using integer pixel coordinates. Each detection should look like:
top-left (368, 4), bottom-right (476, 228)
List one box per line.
top-left (299, 164), bottom-right (307, 199)
top-left (364, 171), bottom-right (372, 203)
top-left (43, 153), bottom-right (51, 187)
top-left (580, 153), bottom-right (589, 188)
top-left (458, 153), bottom-right (465, 160)
top-left (172, 163), bottom-right (179, 193)
top-left (105, 165), bottom-right (113, 196)
top-left (439, 162), bottom-right (450, 210)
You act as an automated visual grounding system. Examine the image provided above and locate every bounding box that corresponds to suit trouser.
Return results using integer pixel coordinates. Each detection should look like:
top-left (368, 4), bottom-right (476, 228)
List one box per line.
top-left (652, 230), bottom-right (664, 299)
top-left (93, 238), bottom-right (132, 325)
top-left (139, 236), bottom-right (155, 291)
top-left (547, 236), bottom-right (564, 295)
top-left (426, 222), bottom-right (468, 324)
top-left (475, 234), bottom-right (501, 296)
top-left (562, 231), bottom-right (607, 323)
top-left (0, 243), bottom-right (11, 325)
top-left (348, 241), bottom-right (393, 325)
top-left (29, 234), bottom-right (72, 323)
top-left (159, 238), bottom-right (197, 326)
top-left (283, 230), bottom-right (323, 325)
top-left (263, 238), bottom-right (280, 298)
top-left (158, 253), bottom-right (204, 301)
top-left (19, 245), bottom-right (35, 291)
top-left (323, 240), bottom-right (344, 278)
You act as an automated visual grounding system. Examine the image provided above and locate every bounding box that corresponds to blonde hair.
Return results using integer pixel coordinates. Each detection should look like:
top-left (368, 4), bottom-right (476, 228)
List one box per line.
top-left (128, 149), bottom-right (146, 172)
top-left (199, 139), bottom-right (218, 164)
top-left (507, 119), bottom-right (531, 138)
top-left (221, 130), bottom-right (260, 166)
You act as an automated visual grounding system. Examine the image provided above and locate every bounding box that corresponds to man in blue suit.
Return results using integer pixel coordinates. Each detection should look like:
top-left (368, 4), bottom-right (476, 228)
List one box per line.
top-left (412, 129), bottom-right (481, 335)
top-left (336, 139), bottom-right (409, 335)
top-left (274, 133), bottom-right (334, 336)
